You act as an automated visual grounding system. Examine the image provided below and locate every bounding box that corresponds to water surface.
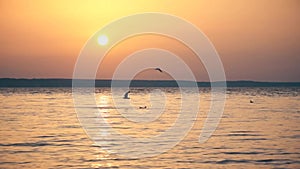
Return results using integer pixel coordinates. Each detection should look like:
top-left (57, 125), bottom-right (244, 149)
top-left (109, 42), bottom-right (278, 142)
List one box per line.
top-left (0, 87), bottom-right (299, 168)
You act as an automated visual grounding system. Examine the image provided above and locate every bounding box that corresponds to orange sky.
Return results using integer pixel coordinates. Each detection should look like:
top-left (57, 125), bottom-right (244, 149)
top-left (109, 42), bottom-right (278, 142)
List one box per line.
top-left (0, 0), bottom-right (299, 81)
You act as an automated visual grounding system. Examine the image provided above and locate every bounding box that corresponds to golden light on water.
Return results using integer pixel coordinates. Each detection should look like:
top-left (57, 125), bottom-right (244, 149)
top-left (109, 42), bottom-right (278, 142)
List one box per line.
top-left (0, 88), bottom-right (299, 168)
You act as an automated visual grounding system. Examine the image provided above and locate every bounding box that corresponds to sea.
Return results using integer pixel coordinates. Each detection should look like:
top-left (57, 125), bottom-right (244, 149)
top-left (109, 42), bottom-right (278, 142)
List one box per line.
top-left (0, 87), bottom-right (299, 168)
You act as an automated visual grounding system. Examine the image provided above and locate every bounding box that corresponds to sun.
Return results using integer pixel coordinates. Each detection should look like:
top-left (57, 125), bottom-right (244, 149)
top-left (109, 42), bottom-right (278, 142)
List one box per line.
top-left (97, 35), bottom-right (108, 46)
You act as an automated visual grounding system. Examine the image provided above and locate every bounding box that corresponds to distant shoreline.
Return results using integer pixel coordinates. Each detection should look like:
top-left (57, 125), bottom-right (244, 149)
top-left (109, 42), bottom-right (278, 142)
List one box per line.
top-left (0, 78), bottom-right (299, 87)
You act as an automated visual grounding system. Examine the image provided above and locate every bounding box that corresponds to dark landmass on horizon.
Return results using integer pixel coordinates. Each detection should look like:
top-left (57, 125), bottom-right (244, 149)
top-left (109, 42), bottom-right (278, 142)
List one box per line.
top-left (0, 78), bottom-right (300, 87)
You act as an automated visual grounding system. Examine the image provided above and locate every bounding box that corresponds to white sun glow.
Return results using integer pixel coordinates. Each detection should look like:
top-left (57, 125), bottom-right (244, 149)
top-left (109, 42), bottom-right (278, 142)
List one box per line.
top-left (97, 35), bottom-right (108, 46)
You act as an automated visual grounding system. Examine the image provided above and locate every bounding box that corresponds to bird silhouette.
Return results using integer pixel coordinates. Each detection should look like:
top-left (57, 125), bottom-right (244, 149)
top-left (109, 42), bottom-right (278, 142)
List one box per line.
top-left (123, 91), bottom-right (130, 99)
top-left (139, 106), bottom-right (147, 109)
top-left (155, 68), bottom-right (163, 72)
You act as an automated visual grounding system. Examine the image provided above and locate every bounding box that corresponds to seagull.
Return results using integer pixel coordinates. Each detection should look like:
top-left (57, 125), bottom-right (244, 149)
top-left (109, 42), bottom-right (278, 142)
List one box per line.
top-left (250, 99), bottom-right (254, 103)
top-left (155, 68), bottom-right (163, 73)
top-left (123, 91), bottom-right (130, 99)
top-left (139, 106), bottom-right (147, 109)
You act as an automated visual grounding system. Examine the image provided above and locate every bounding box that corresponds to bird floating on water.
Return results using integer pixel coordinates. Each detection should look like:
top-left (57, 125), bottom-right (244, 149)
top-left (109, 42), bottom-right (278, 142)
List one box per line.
top-left (250, 99), bottom-right (254, 103)
top-left (139, 106), bottom-right (147, 109)
top-left (155, 68), bottom-right (163, 73)
top-left (123, 91), bottom-right (130, 99)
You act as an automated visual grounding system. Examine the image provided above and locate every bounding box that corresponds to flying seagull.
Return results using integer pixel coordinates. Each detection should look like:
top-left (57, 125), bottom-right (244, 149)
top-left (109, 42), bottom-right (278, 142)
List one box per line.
top-left (123, 91), bottom-right (130, 99)
top-left (155, 68), bottom-right (163, 73)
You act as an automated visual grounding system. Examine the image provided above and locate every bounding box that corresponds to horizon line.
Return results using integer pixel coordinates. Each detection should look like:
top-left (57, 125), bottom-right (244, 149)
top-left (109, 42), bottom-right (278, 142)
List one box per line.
top-left (1, 78), bottom-right (300, 83)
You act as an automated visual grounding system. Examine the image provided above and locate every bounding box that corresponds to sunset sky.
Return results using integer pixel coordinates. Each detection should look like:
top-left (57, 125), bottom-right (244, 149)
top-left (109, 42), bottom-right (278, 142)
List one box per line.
top-left (0, 0), bottom-right (299, 81)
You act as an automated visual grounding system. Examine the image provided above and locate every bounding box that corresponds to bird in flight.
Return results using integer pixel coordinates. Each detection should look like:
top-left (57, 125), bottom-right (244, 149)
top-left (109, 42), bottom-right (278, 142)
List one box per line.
top-left (155, 68), bottom-right (163, 73)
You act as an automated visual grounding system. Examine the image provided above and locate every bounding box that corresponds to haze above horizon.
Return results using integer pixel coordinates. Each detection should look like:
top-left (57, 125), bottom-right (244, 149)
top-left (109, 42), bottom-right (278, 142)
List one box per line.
top-left (0, 0), bottom-right (299, 82)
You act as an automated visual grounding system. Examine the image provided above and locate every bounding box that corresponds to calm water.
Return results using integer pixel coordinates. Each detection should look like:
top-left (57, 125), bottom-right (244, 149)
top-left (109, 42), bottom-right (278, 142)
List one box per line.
top-left (0, 87), bottom-right (299, 168)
